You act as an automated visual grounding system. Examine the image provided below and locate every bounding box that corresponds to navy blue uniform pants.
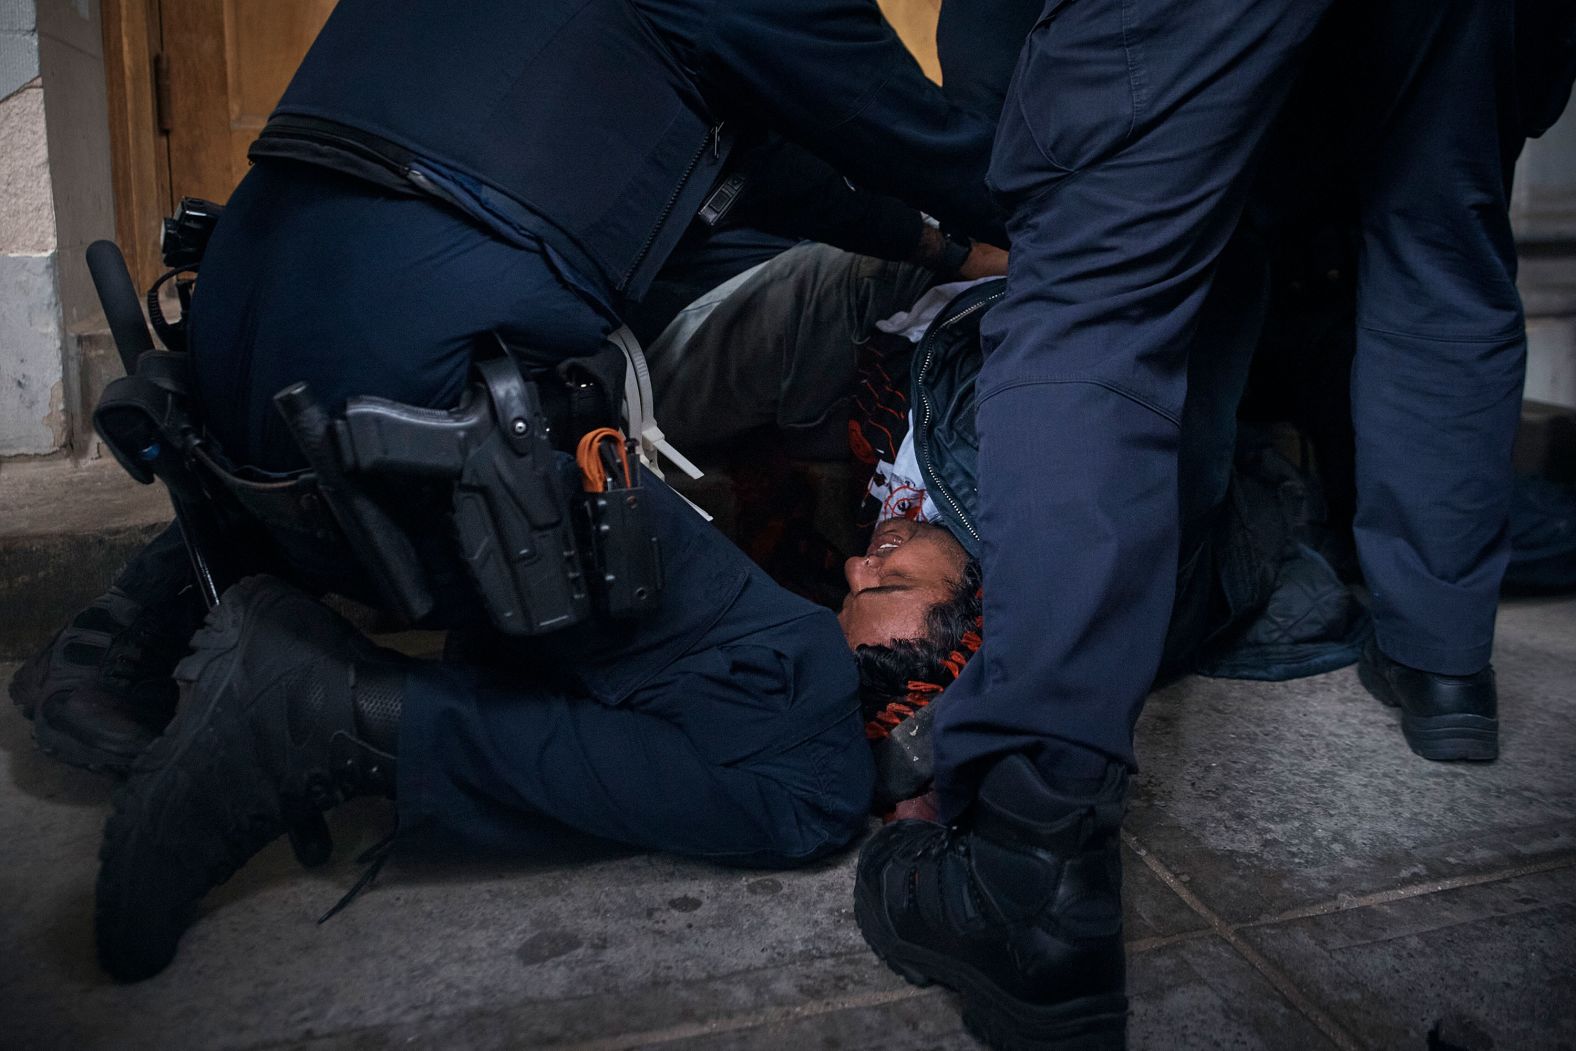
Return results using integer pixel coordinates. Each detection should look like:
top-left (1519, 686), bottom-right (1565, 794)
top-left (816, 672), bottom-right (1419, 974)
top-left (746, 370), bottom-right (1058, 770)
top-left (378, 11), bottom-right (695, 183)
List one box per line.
top-left (400, 474), bottom-right (873, 866)
top-left (190, 160), bottom-right (618, 472)
top-left (187, 160), bottom-right (873, 865)
top-left (935, 0), bottom-right (1528, 817)
top-left (1343, 4), bottom-right (1527, 675)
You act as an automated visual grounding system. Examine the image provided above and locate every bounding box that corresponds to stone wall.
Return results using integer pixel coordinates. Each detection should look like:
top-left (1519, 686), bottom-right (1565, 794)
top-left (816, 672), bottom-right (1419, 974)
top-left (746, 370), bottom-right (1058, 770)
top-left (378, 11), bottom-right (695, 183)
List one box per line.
top-left (0, 0), bottom-right (112, 458)
top-left (1516, 114), bottom-right (1576, 411)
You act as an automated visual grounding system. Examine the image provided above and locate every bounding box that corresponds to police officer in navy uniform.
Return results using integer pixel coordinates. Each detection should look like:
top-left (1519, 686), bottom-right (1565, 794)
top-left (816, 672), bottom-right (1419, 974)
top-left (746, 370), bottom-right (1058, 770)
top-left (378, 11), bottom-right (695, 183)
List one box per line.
top-left (84, 0), bottom-right (1015, 984)
top-left (855, 2), bottom-right (1575, 1048)
top-left (24, 158), bottom-right (987, 767)
top-left (195, 0), bottom-right (1005, 475)
top-left (17, 0), bottom-right (1000, 774)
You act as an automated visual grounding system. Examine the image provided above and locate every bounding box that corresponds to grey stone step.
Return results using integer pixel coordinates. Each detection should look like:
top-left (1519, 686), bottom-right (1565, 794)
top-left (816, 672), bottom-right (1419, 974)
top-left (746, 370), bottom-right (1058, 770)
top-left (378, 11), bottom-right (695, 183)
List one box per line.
top-left (0, 456), bottom-right (170, 659)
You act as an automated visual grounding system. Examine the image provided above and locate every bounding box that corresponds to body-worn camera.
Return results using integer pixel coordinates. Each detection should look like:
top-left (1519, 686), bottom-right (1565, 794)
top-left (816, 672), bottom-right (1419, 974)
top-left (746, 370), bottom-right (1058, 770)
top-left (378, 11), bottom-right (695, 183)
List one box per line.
top-left (147, 197), bottom-right (225, 352)
top-left (161, 197), bottom-right (225, 270)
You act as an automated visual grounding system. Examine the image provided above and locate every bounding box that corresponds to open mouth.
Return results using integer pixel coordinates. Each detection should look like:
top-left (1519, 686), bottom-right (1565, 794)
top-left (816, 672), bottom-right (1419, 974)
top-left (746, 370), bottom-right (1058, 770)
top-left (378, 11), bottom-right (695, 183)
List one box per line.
top-left (866, 523), bottom-right (912, 556)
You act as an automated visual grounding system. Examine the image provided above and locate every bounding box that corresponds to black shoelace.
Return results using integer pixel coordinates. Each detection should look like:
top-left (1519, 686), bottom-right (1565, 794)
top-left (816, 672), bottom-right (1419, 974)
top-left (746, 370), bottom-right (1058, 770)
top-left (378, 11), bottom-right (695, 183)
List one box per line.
top-left (317, 820), bottom-right (399, 925)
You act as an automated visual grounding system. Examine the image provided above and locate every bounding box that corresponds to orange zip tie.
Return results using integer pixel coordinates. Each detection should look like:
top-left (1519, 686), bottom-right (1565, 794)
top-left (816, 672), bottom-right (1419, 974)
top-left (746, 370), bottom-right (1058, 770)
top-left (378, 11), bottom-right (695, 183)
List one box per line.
top-left (865, 623), bottom-right (984, 740)
top-left (866, 682), bottom-right (945, 740)
top-left (576, 427), bottom-right (632, 492)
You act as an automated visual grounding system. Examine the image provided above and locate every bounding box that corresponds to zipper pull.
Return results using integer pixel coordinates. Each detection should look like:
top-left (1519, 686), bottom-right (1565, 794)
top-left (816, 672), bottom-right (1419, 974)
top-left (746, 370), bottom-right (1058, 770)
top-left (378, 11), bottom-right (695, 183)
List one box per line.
top-left (404, 165), bottom-right (435, 194)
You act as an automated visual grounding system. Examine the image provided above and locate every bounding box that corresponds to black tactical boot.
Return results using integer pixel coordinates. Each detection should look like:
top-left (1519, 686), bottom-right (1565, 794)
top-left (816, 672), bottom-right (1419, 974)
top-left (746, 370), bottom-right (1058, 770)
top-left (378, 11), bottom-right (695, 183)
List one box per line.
top-left (96, 576), bottom-right (406, 983)
top-left (10, 589), bottom-right (138, 720)
top-left (11, 524), bottom-right (196, 726)
top-left (854, 754), bottom-right (1129, 1051)
top-left (1357, 637), bottom-right (1498, 761)
top-left (27, 589), bottom-right (204, 773)
top-left (12, 587), bottom-right (185, 715)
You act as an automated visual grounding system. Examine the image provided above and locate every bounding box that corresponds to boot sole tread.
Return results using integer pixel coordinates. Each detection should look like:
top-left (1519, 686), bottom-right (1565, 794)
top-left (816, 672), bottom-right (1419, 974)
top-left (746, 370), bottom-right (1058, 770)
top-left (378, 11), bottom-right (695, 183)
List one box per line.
top-left (32, 700), bottom-right (153, 776)
top-left (33, 733), bottom-right (135, 776)
top-left (8, 634), bottom-right (65, 720)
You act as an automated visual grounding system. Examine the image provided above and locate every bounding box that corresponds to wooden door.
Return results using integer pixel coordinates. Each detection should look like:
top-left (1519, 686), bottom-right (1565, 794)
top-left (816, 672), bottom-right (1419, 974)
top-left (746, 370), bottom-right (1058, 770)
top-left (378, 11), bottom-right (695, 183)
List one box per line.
top-left (102, 0), bottom-right (335, 288)
top-left (159, 0), bottom-right (338, 207)
top-left (878, 0), bottom-right (942, 83)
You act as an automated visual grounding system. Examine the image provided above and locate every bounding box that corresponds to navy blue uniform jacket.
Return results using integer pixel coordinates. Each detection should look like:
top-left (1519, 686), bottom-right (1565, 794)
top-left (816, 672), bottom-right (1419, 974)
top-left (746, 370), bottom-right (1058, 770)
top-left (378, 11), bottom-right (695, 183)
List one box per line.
top-left (249, 0), bottom-right (1004, 306)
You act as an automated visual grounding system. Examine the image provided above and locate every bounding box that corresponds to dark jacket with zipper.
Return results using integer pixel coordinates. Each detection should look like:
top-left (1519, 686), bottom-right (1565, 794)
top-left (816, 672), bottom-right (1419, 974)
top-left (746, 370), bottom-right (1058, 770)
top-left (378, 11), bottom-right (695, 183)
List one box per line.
top-left (903, 280), bottom-right (1369, 684)
top-left (248, 0), bottom-right (1004, 308)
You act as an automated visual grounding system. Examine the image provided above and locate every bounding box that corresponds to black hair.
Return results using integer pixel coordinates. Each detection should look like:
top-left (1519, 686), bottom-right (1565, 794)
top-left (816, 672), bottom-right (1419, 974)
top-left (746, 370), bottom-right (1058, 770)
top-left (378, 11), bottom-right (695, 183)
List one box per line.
top-left (854, 555), bottom-right (982, 719)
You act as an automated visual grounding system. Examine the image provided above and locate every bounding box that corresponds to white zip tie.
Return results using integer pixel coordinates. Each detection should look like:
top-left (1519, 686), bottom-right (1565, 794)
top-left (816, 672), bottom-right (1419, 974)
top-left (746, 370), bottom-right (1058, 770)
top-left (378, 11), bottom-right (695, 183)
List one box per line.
top-left (607, 324), bottom-right (710, 517)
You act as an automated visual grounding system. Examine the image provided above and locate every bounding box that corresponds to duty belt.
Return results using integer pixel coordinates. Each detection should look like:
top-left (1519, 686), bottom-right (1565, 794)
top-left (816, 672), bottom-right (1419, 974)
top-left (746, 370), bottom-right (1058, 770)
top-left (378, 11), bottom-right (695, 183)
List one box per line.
top-left (96, 347), bottom-right (664, 636)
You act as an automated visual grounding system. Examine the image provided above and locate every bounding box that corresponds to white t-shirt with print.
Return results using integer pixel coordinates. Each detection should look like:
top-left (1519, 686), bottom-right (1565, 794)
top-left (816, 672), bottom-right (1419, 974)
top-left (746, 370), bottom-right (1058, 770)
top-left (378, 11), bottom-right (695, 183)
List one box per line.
top-left (865, 277), bottom-right (993, 524)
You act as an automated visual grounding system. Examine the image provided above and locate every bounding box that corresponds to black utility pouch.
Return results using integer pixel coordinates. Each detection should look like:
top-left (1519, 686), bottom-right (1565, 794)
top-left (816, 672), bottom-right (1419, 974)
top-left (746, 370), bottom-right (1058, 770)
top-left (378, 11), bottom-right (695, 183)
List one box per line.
top-left (578, 479), bottom-right (663, 621)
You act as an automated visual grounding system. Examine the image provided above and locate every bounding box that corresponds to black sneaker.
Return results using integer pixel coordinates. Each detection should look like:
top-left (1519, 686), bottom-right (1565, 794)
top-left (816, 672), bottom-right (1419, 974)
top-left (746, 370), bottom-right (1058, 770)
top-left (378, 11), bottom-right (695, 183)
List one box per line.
top-left (29, 591), bottom-right (203, 773)
top-left (10, 587), bottom-right (146, 721)
top-left (1357, 637), bottom-right (1498, 762)
top-left (13, 523), bottom-right (197, 723)
top-left (854, 755), bottom-right (1129, 1051)
top-left (96, 576), bottom-right (404, 983)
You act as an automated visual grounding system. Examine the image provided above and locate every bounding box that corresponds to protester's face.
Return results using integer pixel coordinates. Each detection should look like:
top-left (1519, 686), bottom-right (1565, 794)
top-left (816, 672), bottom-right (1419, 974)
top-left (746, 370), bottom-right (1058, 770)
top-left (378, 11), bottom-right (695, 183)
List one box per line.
top-left (838, 520), bottom-right (967, 649)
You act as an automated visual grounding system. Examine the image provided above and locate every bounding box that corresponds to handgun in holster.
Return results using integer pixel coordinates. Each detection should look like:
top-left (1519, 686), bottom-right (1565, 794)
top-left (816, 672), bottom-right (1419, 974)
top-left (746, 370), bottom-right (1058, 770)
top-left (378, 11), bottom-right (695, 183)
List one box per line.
top-left (326, 353), bottom-right (663, 634)
top-left (88, 234), bottom-right (663, 637)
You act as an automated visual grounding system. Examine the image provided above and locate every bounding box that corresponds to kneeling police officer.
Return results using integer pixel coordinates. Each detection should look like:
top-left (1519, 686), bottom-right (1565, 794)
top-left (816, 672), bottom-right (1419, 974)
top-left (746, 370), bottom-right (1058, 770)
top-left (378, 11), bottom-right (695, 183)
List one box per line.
top-left (73, 0), bottom-right (1011, 986)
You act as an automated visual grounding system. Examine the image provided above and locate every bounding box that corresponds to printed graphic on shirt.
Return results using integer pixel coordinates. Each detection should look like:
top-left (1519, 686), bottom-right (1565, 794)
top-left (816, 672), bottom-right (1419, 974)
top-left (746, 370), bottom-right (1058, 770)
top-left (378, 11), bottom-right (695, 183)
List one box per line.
top-left (875, 416), bottom-right (939, 523)
top-left (850, 329), bottom-right (918, 535)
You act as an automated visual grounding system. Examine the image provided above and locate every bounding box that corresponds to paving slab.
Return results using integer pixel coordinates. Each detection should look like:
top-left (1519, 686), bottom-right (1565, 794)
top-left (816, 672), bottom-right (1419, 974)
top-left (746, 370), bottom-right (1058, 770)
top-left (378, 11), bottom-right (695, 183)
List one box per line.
top-left (1239, 865), bottom-right (1576, 1050)
top-left (0, 455), bottom-right (172, 658)
top-left (1126, 936), bottom-right (1342, 1051)
top-left (1123, 840), bottom-right (1209, 945)
top-left (0, 658), bottom-right (1206, 1051)
top-left (295, 953), bottom-right (937, 1051)
top-left (0, 783), bottom-right (872, 1047)
top-left (0, 521), bottom-right (167, 659)
top-left (398, 935), bottom-right (1340, 1050)
top-left (635, 989), bottom-right (976, 1051)
top-left (1126, 596), bottom-right (1576, 924)
top-left (630, 936), bottom-right (1346, 1051)
top-left (277, 937), bottom-right (1330, 1050)
top-left (4, 595), bottom-right (1573, 1049)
